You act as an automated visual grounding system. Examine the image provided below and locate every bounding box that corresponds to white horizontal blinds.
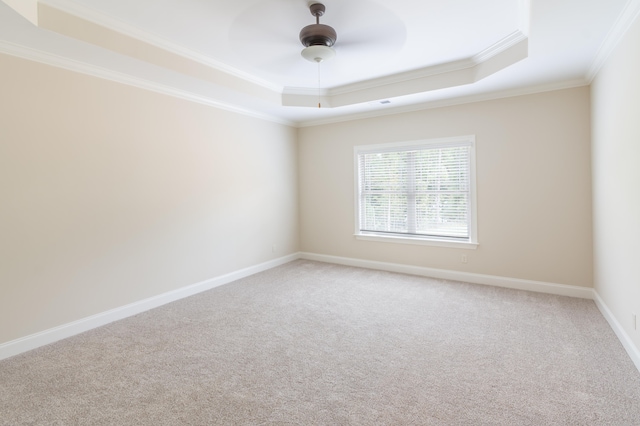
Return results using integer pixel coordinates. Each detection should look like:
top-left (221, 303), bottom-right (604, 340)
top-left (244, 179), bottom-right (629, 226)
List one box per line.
top-left (359, 151), bottom-right (409, 233)
top-left (414, 145), bottom-right (470, 238)
top-left (359, 143), bottom-right (471, 239)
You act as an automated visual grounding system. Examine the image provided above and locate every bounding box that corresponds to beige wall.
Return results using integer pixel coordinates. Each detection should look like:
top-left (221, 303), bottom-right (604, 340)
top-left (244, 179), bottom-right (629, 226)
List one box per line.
top-left (591, 16), bottom-right (640, 352)
top-left (0, 54), bottom-right (299, 345)
top-left (0, 46), bottom-right (606, 348)
top-left (299, 87), bottom-right (593, 287)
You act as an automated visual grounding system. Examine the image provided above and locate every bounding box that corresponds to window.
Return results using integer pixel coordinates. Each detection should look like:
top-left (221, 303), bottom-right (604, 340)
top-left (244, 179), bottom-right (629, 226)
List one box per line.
top-left (354, 136), bottom-right (477, 249)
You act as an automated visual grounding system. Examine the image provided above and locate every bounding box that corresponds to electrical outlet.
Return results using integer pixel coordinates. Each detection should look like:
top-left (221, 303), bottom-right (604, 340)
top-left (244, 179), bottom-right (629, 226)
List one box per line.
top-left (633, 313), bottom-right (637, 331)
top-left (461, 254), bottom-right (468, 264)
top-left (272, 245), bottom-right (276, 253)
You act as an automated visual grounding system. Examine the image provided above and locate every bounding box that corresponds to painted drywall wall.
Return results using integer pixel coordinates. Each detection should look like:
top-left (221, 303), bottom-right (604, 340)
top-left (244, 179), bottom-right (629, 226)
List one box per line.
top-left (0, 54), bottom-right (299, 345)
top-left (591, 15), bottom-right (640, 353)
top-left (298, 87), bottom-right (593, 288)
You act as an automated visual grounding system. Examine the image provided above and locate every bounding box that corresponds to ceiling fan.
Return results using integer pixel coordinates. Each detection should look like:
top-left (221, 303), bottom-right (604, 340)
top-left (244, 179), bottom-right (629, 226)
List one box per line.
top-left (227, 0), bottom-right (406, 88)
top-left (299, 2), bottom-right (337, 63)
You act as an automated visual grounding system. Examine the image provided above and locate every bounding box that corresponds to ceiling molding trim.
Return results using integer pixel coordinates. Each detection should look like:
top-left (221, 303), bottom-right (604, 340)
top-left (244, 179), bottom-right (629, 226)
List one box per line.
top-left (284, 36), bottom-right (528, 108)
top-left (282, 59), bottom-right (474, 99)
top-left (586, 0), bottom-right (640, 82)
top-left (472, 31), bottom-right (527, 64)
top-left (282, 87), bottom-right (330, 97)
top-left (283, 31), bottom-right (528, 100)
top-left (518, 0), bottom-right (531, 36)
top-left (0, 40), bottom-right (294, 126)
top-left (38, 0), bottom-right (284, 93)
top-left (287, 3), bottom-right (530, 100)
top-left (323, 58), bottom-right (475, 97)
top-left (1, 0), bottom-right (39, 24)
top-left (296, 79), bottom-right (589, 128)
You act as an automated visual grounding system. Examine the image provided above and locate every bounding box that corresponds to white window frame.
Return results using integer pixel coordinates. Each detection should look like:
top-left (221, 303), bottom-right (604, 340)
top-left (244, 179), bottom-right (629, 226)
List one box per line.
top-left (354, 135), bottom-right (478, 249)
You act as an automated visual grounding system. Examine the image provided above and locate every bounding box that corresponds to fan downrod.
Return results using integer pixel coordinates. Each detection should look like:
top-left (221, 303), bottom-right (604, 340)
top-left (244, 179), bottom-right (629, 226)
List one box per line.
top-left (299, 2), bottom-right (337, 48)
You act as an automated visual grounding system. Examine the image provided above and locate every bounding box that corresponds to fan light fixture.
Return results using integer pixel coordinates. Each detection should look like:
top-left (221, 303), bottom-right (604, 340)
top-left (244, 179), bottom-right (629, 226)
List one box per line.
top-left (301, 45), bottom-right (335, 63)
top-left (300, 3), bottom-right (336, 63)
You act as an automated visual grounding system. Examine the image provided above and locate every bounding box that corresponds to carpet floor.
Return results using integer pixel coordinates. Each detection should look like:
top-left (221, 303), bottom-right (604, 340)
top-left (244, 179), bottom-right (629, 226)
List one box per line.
top-left (1, 260), bottom-right (639, 425)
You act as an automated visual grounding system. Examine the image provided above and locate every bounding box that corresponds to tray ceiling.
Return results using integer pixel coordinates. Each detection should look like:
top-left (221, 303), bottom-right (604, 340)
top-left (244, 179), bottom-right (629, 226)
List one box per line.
top-left (0, 0), bottom-right (635, 126)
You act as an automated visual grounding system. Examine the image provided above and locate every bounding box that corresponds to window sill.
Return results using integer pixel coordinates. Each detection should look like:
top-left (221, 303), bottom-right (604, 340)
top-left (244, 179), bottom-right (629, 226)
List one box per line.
top-left (354, 233), bottom-right (478, 249)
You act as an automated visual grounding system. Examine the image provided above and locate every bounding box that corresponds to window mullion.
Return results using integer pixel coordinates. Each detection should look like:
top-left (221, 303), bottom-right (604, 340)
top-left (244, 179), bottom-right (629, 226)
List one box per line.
top-left (359, 155), bottom-right (366, 231)
top-left (407, 151), bottom-right (416, 234)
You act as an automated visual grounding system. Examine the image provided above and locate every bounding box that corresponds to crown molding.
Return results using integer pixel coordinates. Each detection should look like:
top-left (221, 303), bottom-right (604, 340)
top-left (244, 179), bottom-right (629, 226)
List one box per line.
top-left (296, 78), bottom-right (589, 128)
top-left (284, 31), bottom-right (527, 101)
top-left (518, 0), bottom-right (531, 36)
top-left (586, 0), bottom-right (640, 82)
top-left (473, 30), bottom-right (526, 63)
top-left (4, 0), bottom-right (587, 128)
top-left (0, 40), bottom-right (294, 126)
top-left (38, 0), bottom-right (284, 93)
top-left (283, 0), bottom-right (531, 108)
top-left (282, 86), bottom-right (330, 97)
top-left (30, 0), bottom-right (535, 117)
top-left (2, 0), bottom-right (38, 24)
top-left (325, 58), bottom-right (475, 97)
top-left (284, 35), bottom-right (528, 109)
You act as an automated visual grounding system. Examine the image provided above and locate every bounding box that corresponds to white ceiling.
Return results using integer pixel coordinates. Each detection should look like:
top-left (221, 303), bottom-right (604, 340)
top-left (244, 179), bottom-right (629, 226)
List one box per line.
top-left (0, 0), bottom-right (635, 126)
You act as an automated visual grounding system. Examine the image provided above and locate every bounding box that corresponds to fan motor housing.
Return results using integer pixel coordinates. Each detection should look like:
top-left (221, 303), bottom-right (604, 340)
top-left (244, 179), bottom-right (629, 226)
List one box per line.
top-left (299, 2), bottom-right (337, 47)
top-left (299, 24), bottom-right (337, 47)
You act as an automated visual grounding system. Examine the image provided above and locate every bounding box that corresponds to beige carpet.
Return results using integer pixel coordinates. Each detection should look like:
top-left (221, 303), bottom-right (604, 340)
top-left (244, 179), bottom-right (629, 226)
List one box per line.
top-left (1, 260), bottom-right (639, 425)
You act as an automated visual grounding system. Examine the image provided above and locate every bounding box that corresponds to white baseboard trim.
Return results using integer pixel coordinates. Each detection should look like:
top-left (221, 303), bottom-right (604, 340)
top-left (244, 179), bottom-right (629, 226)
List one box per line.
top-left (300, 252), bottom-right (640, 373)
top-left (0, 253), bottom-right (299, 361)
top-left (299, 252), bottom-right (594, 299)
top-left (10, 251), bottom-right (637, 375)
top-left (593, 291), bottom-right (640, 373)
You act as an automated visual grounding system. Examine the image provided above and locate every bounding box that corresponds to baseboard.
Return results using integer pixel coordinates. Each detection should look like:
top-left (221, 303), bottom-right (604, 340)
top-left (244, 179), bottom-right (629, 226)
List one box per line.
top-left (7, 252), bottom-right (629, 369)
top-left (300, 252), bottom-right (640, 373)
top-left (299, 252), bottom-right (594, 299)
top-left (0, 253), bottom-right (300, 361)
top-left (593, 291), bottom-right (640, 373)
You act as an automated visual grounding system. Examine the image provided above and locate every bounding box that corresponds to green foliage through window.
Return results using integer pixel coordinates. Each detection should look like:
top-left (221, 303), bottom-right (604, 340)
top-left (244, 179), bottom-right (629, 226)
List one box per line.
top-left (358, 142), bottom-right (471, 240)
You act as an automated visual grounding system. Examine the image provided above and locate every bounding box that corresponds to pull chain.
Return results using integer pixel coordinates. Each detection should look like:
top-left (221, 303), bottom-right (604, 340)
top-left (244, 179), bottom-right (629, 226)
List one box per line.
top-left (317, 61), bottom-right (321, 108)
